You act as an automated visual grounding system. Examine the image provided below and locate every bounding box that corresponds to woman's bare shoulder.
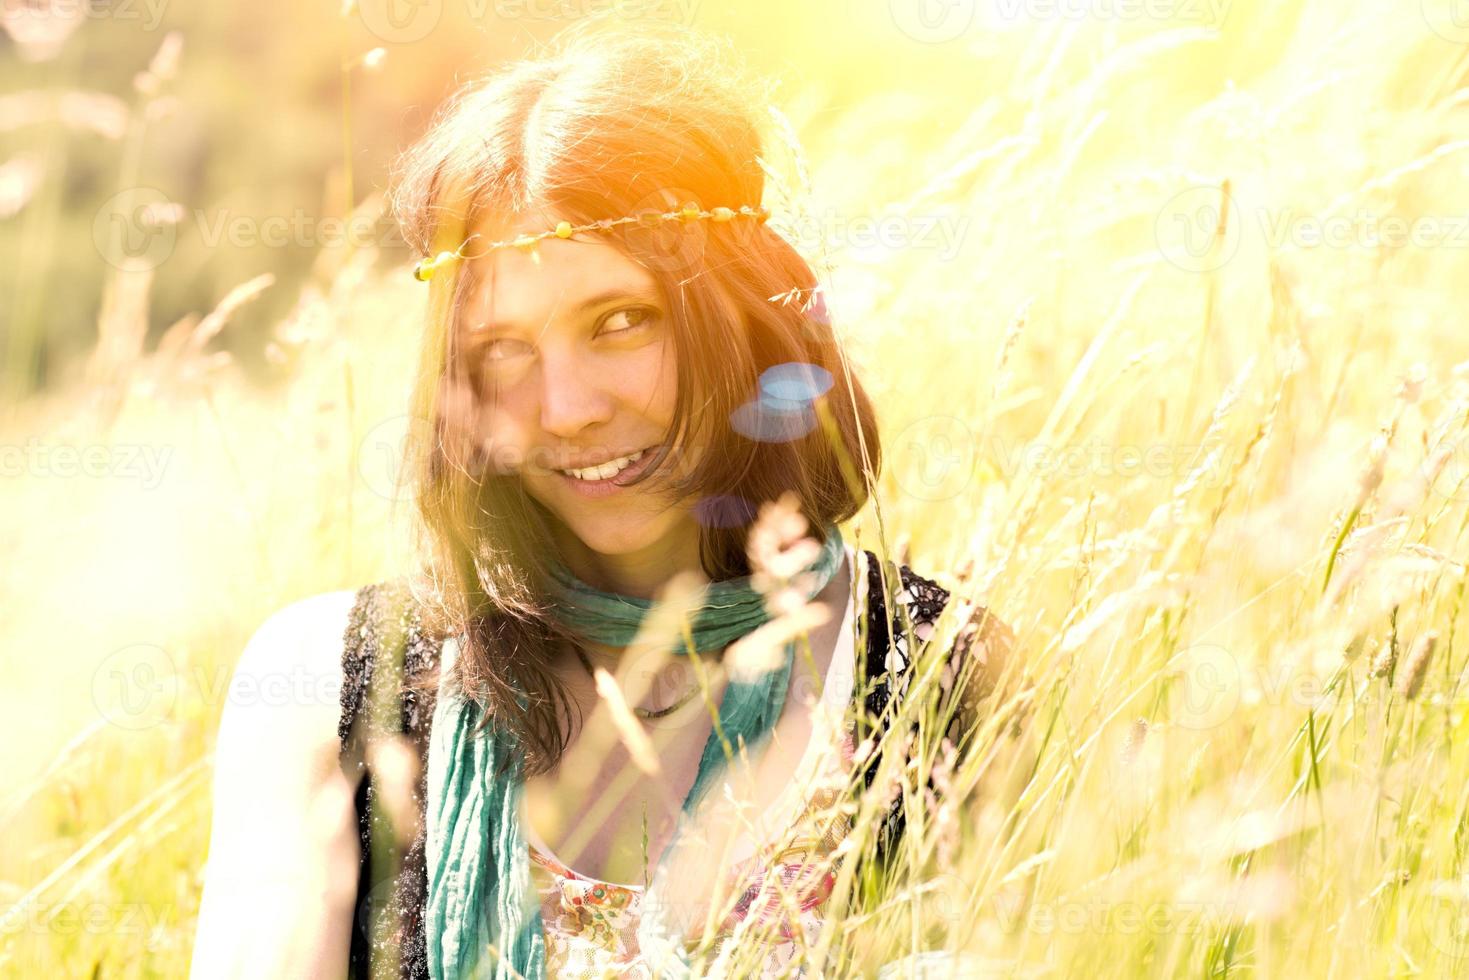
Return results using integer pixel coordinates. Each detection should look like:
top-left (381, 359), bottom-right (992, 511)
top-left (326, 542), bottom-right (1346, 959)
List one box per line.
top-left (218, 589), bottom-right (364, 779)
top-left (240, 589), bottom-right (361, 674)
top-left (237, 591), bottom-right (361, 699)
top-left (192, 590), bottom-right (365, 978)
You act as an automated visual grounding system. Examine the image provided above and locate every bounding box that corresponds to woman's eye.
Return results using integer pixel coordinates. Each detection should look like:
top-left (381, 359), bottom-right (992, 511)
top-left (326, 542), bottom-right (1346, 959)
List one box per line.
top-left (474, 309), bottom-right (657, 368)
top-left (600, 307), bottom-right (658, 336)
top-left (483, 338), bottom-right (533, 361)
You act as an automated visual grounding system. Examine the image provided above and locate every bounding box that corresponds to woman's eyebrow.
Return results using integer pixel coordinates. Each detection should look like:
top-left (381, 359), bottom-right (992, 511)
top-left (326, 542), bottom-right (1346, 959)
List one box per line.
top-left (469, 285), bottom-right (662, 334)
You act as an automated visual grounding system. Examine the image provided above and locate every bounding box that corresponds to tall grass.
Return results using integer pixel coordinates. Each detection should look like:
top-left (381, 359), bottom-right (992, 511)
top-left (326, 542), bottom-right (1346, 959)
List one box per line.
top-left (6, 0), bottom-right (1469, 975)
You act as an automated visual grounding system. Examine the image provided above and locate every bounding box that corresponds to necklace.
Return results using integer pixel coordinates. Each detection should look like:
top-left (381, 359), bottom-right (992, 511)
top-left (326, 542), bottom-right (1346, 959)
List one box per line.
top-left (570, 643), bottom-right (709, 720)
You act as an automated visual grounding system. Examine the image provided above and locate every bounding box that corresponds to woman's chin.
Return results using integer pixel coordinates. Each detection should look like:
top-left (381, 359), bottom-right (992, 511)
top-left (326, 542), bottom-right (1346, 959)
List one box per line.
top-left (558, 515), bottom-right (668, 558)
top-left (525, 477), bottom-right (692, 563)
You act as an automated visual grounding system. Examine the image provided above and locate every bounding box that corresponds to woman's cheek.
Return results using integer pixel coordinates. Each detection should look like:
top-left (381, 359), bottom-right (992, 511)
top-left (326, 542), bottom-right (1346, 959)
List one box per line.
top-left (478, 403), bottom-right (537, 477)
top-left (621, 339), bottom-right (679, 421)
top-left (436, 374), bottom-right (484, 461)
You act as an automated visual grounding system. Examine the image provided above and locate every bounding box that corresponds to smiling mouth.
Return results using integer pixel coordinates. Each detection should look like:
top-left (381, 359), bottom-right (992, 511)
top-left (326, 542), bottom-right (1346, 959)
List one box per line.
top-left (553, 447), bottom-right (653, 482)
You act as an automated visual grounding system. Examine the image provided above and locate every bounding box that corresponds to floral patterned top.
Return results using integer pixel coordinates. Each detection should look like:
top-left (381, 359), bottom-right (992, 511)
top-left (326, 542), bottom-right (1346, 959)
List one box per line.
top-left (525, 816), bottom-right (846, 979)
top-left (337, 543), bottom-right (1007, 979)
top-left (520, 584), bottom-right (863, 979)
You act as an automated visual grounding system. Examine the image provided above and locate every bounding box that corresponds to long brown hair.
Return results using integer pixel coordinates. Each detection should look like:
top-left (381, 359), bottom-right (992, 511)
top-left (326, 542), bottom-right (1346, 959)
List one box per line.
top-left (387, 20), bottom-right (883, 778)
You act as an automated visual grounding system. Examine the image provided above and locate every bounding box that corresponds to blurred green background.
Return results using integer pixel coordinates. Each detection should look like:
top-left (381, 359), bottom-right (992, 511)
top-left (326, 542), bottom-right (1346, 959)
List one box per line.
top-left (1, 0), bottom-right (1046, 396)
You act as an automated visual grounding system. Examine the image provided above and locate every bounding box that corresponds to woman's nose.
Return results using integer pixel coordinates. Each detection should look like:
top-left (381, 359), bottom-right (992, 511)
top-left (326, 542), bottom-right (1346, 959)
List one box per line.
top-left (537, 347), bottom-right (616, 440)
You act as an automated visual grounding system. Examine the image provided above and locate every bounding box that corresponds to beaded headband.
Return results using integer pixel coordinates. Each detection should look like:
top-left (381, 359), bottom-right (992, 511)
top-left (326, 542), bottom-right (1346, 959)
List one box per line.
top-left (412, 202), bottom-right (772, 280)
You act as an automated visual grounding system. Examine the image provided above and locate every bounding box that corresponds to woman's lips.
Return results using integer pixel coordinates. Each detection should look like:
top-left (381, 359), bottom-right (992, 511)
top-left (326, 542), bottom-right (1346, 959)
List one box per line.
top-left (554, 446), bottom-right (658, 500)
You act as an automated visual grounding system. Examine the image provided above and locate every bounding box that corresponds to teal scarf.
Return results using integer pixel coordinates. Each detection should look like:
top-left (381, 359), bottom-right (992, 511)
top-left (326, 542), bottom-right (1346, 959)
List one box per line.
top-left (425, 523), bottom-right (845, 980)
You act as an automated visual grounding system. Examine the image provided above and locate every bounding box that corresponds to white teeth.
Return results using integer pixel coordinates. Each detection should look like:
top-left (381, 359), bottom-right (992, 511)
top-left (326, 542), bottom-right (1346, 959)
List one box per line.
top-left (559, 449), bottom-right (646, 481)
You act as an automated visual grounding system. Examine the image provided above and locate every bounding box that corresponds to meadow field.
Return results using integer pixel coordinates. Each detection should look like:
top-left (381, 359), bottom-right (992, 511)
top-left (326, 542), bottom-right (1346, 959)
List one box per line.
top-left (4, 0), bottom-right (1469, 975)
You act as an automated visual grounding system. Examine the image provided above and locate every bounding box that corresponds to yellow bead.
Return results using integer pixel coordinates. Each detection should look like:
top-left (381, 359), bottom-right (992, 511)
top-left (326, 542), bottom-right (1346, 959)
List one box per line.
top-left (555, 221), bottom-right (574, 239)
top-left (711, 207), bottom-right (734, 222)
top-left (415, 249), bottom-right (465, 280)
top-left (513, 235), bottom-right (538, 250)
top-left (680, 202), bottom-right (701, 221)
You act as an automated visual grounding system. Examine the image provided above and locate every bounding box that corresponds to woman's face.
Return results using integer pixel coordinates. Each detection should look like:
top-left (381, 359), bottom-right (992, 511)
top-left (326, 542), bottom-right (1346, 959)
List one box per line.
top-left (456, 211), bottom-right (703, 579)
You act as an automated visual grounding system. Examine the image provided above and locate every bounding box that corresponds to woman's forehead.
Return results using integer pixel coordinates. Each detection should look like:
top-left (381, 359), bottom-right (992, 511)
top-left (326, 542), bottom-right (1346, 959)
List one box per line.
top-left (457, 215), bottom-right (664, 332)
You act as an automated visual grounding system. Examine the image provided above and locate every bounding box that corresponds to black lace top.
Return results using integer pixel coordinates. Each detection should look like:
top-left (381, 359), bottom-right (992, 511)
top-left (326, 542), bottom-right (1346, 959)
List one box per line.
top-left (336, 548), bottom-right (1004, 979)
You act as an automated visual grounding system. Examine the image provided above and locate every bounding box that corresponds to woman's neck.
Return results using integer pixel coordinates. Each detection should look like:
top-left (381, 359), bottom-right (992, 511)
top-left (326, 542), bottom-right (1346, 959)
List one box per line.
top-left (550, 519), bottom-right (706, 601)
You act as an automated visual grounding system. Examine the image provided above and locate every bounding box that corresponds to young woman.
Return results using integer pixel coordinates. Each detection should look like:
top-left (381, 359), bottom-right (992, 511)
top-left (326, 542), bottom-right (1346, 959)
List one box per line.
top-left (190, 22), bottom-right (1013, 980)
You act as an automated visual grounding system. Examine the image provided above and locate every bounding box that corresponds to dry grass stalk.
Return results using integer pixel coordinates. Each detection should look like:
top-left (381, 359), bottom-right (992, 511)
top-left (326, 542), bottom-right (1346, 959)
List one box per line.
top-left (1395, 632), bottom-right (1438, 701)
top-left (1370, 639), bottom-right (1397, 680)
